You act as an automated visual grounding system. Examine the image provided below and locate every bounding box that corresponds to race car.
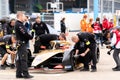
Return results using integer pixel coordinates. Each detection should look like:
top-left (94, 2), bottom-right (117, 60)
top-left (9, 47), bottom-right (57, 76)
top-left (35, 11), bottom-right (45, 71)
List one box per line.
top-left (31, 40), bottom-right (71, 69)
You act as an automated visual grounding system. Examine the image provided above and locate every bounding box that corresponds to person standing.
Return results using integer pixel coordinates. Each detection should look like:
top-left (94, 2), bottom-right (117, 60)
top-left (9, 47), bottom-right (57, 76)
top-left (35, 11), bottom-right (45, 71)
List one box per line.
top-left (32, 16), bottom-right (49, 37)
top-left (92, 17), bottom-right (103, 46)
top-left (25, 16), bottom-right (32, 33)
top-left (60, 17), bottom-right (66, 33)
top-left (80, 14), bottom-right (87, 32)
top-left (108, 19), bottom-right (114, 31)
top-left (15, 11), bottom-right (33, 78)
top-left (86, 18), bottom-right (93, 33)
top-left (102, 16), bottom-right (109, 31)
top-left (32, 16), bottom-right (49, 53)
top-left (24, 16), bottom-right (32, 49)
top-left (107, 26), bottom-right (120, 71)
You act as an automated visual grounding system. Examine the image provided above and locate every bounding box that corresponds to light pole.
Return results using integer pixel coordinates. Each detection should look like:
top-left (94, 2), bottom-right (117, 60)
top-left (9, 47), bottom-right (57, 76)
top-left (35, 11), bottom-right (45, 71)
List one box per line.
top-left (94, 0), bottom-right (99, 20)
top-left (87, 0), bottom-right (90, 18)
top-left (101, 0), bottom-right (103, 21)
top-left (112, 0), bottom-right (114, 18)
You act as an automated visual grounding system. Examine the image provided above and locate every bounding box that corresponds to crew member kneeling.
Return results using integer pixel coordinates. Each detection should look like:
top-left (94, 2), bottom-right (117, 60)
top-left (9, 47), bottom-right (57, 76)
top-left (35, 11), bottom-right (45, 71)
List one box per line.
top-left (72, 32), bottom-right (97, 72)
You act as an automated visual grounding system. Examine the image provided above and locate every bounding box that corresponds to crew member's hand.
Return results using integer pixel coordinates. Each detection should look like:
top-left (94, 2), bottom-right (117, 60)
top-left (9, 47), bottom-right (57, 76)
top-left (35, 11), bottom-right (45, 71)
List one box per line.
top-left (80, 53), bottom-right (86, 57)
top-left (74, 54), bottom-right (78, 58)
top-left (11, 51), bottom-right (16, 55)
top-left (106, 45), bottom-right (112, 49)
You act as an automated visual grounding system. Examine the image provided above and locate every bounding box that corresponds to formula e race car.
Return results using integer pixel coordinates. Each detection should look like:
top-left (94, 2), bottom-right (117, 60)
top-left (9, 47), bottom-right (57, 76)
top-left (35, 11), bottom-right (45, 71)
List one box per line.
top-left (31, 40), bottom-right (71, 69)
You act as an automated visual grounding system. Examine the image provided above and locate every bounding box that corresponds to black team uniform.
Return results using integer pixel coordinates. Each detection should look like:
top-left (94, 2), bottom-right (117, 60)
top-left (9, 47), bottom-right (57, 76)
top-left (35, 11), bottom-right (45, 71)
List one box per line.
top-left (15, 20), bottom-right (33, 78)
top-left (77, 32), bottom-right (97, 72)
top-left (32, 21), bottom-right (49, 53)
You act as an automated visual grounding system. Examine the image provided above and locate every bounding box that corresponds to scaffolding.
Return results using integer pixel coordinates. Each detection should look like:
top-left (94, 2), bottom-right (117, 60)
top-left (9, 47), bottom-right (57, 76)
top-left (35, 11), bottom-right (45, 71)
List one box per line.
top-left (46, 1), bottom-right (63, 13)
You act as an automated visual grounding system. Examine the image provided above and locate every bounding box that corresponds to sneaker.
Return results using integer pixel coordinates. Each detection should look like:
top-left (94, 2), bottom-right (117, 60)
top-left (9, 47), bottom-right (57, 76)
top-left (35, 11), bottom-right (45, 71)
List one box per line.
top-left (10, 64), bottom-right (15, 69)
top-left (80, 68), bottom-right (89, 71)
top-left (112, 67), bottom-right (120, 71)
top-left (24, 75), bottom-right (34, 79)
top-left (112, 66), bottom-right (118, 70)
top-left (91, 69), bottom-right (97, 72)
top-left (16, 75), bottom-right (24, 78)
top-left (4, 62), bottom-right (10, 67)
top-left (0, 65), bottom-right (6, 70)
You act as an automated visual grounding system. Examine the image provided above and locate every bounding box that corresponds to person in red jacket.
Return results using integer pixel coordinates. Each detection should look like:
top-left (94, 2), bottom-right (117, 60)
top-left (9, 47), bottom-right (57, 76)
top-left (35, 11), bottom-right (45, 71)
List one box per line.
top-left (108, 19), bottom-right (114, 31)
top-left (107, 26), bottom-right (120, 71)
top-left (102, 16), bottom-right (109, 31)
top-left (92, 17), bottom-right (103, 46)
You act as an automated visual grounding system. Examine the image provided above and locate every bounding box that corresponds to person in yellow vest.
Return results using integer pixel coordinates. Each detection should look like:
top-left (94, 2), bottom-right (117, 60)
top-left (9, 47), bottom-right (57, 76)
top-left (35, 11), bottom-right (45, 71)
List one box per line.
top-left (86, 18), bottom-right (93, 33)
top-left (80, 14), bottom-right (88, 32)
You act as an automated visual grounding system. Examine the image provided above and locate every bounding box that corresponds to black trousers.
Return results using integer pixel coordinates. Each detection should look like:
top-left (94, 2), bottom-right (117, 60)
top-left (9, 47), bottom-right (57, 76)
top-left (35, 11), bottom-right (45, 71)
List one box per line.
top-left (33, 37), bottom-right (41, 53)
top-left (90, 43), bottom-right (97, 69)
top-left (16, 44), bottom-right (29, 76)
top-left (83, 52), bottom-right (91, 69)
top-left (77, 51), bottom-right (91, 69)
top-left (113, 48), bottom-right (120, 67)
top-left (61, 29), bottom-right (66, 33)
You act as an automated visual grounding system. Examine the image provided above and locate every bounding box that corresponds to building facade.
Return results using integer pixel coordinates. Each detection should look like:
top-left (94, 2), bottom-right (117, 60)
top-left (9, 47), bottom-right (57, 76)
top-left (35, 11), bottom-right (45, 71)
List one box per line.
top-left (9, 0), bottom-right (120, 13)
top-left (0, 0), bottom-right (9, 19)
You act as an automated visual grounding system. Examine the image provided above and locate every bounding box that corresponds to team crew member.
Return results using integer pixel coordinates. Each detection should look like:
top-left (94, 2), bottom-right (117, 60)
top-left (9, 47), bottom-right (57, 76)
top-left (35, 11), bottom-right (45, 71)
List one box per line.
top-left (32, 16), bottom-right (49, 53)
top-left (108, 26), bottom-right (120, 71)
top-left (0, 35), bottom-right (16, 69)
top-left (72, 36), bottom-right (91, 71)
top-left (3, 19), bottom-right (15, 35)
top-left (34, 34), bottom-right (58, 52)
top-left (59, 33), bottom-right (66, 41)
top-left (15, 11), bottom-right (33, 78)
top-left (72, 32), bottom-right (97, 72)
top-left (34, 33), bottom-right (67, 52)
top-left (32, 16), bottom-right (49, 37)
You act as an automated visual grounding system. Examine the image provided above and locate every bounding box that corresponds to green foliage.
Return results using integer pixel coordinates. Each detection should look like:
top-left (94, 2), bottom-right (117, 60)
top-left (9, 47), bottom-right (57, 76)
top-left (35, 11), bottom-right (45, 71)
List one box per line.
top-left (35, 4), bottom-right (43, 10)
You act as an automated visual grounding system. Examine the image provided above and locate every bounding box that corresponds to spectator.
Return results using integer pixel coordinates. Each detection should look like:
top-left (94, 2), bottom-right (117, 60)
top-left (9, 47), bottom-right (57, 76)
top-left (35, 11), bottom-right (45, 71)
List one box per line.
top-left (86, 18), bottom-right (93, 33)
top-left (80, 14), bottom-right (88, 32)
top-left (92, 17), bottom-right (103, 46)
top-left (108, 19), bottom-right (114, 31)
top-left (102, 16), bottom-right (109, 31)
top-left (60, 17), bottom-right (66, 33)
